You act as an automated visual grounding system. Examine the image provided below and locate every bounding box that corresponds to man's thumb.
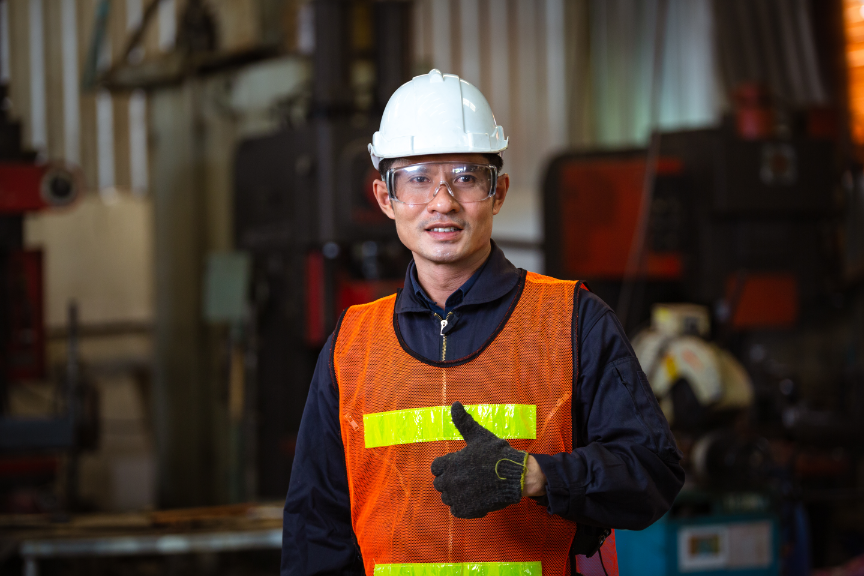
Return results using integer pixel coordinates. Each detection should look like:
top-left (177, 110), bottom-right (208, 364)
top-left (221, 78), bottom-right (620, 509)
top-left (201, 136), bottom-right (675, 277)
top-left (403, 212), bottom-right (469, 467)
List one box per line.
top-left (451, 401), bottom-right (491, 443)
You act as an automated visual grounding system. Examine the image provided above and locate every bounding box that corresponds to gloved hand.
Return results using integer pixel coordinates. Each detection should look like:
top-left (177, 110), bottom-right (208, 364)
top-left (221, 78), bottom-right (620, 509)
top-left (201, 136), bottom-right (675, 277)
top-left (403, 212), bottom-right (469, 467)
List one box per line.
top-left (431, 401), bottom-right (528, 519)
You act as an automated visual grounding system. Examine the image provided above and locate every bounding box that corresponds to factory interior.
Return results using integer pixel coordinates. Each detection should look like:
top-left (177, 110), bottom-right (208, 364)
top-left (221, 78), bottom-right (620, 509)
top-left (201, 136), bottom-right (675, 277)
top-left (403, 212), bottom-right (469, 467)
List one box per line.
top-left (1, 0), bottom-right (864, 574)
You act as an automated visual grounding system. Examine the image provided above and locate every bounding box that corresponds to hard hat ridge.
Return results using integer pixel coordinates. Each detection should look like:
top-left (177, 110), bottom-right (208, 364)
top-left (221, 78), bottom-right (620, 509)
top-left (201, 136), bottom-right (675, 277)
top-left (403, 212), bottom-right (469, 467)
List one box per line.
top-left (369, 69), bottom-right (508, 169)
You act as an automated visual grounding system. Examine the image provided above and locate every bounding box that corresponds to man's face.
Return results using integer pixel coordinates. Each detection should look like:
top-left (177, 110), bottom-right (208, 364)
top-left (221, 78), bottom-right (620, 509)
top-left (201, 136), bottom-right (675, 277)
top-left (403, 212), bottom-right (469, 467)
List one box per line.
top-left (372, 153), bottom-right (509, 268)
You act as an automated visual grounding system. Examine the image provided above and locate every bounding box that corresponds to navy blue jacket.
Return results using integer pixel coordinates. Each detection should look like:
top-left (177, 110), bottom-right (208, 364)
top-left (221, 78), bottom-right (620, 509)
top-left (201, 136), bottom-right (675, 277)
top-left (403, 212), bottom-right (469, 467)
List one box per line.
top-left (281, 242), bottom-right (684, 575)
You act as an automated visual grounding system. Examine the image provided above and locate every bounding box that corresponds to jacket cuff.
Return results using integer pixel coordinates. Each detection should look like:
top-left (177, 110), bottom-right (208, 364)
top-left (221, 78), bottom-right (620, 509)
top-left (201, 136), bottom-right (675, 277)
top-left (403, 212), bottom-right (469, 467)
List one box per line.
top-left (531, 453), bottom-right (585, 518)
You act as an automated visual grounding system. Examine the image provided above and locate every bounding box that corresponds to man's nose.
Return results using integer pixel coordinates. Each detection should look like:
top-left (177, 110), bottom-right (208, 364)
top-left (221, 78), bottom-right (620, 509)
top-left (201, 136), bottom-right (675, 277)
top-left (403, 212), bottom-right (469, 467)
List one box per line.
top-left (426, 181), bottom-right (460, 212)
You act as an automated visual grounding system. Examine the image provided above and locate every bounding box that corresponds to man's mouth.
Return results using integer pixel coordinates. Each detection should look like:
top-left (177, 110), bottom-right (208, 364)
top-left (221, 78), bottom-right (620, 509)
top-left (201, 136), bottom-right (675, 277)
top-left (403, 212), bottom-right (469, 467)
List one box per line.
top-left (425, 221), bottom-right (463, 233)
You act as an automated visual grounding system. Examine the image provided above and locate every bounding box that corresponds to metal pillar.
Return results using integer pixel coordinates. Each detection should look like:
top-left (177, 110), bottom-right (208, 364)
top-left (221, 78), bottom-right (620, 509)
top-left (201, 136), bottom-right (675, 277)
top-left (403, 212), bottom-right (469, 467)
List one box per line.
top-left (150, 84), bottom-right (214, 507)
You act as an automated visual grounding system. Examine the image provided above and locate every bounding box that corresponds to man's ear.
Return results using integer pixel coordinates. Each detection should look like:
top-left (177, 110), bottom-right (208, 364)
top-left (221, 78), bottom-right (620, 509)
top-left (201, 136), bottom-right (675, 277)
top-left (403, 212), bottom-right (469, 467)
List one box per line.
top-left (373, 179), bottom-right (396, 220)
top-left (491, 173), bottom-right (509, 216)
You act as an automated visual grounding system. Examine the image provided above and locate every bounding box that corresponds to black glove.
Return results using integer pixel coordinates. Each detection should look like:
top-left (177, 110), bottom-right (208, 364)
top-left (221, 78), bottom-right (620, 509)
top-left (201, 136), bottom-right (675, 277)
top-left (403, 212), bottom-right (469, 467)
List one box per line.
top-left (431, 401), bottom-right (528, 519)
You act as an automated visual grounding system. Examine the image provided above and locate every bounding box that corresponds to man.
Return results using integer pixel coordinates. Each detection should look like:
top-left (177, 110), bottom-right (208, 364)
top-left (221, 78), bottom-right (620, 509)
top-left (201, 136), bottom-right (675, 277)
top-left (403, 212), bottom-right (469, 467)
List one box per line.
top-left (282, 70), bottom-right (683, 576)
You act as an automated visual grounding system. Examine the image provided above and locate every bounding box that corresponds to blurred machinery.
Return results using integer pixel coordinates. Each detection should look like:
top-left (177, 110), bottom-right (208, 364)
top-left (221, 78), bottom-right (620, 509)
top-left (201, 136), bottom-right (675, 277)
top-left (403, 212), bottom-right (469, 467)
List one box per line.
top-left (232, 0), bottom-right (412, 499)
top-left (623, 304), bottom-right (782, 576)
top-left (632, 305), bottom-right (755, 442)
top-left (0, 81), bottom-right (94, 513)
top-left (543, 98), bottom-right (862, 574)
top-left (616, 490), bottom-right (783, 576)
top-left (543, 125), bottom-right (837, 333)
top-left (631, 304), bottom-right (779, 489)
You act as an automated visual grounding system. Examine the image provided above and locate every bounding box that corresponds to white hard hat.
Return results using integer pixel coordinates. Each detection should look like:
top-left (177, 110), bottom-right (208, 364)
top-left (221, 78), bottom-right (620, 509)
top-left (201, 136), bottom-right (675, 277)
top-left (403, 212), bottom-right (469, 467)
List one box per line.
top-left (369, 69), bottom-right (508, 169)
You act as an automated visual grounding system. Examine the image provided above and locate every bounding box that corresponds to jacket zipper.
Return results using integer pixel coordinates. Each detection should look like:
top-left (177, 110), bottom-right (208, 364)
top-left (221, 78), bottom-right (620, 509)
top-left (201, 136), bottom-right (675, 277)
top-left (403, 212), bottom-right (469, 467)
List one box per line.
top-left (433, 311), bottom-right (454, 361)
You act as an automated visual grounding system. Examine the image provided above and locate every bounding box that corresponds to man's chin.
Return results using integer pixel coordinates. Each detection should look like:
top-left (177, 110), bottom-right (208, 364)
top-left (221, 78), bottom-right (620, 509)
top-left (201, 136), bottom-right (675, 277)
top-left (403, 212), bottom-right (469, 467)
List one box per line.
top-left (414, 245), bottom-right (465, 265)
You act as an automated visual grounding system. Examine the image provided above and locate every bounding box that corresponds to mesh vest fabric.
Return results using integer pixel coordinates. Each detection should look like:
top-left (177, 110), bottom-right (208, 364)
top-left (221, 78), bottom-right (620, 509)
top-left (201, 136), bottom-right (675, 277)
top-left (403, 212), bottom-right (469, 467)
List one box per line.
top-left (334, 271), bottom-right (618, 575)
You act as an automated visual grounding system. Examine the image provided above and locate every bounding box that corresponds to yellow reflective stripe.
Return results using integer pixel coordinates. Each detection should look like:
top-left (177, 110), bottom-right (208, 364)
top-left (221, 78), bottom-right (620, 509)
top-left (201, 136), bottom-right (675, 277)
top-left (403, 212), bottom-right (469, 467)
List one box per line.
top-left (363, 404), bottom-right (536, 448)
top-left (374, 562), bottom-right (541, 576)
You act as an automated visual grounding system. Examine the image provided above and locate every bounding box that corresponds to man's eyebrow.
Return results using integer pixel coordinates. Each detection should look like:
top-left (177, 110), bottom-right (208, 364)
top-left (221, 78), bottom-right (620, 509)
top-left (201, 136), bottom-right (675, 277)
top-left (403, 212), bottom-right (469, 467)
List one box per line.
top-left (401, 163), bottom-right (431, 172)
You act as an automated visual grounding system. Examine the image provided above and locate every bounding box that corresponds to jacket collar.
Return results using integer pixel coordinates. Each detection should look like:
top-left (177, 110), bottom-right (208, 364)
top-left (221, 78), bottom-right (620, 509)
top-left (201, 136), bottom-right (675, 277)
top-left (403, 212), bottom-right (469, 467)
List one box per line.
top-left (395, 240), bottom-right (521, 314)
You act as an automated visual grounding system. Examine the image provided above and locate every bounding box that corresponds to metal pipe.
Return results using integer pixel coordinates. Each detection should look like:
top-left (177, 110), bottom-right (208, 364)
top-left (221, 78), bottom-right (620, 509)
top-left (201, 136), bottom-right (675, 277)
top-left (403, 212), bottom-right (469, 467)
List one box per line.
top-left (312, 0), bottom-right (353, 115)
top-left (374, 1), bottom-right (413, 113)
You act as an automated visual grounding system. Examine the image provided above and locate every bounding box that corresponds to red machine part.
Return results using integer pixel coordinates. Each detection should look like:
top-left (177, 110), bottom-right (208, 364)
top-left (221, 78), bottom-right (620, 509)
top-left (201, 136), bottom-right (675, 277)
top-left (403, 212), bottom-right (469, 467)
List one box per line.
top-left (558, 158), bottom-right (684, 280)
top-left (0, 162), bottom-right (80, 214)
top-left (733, 83), bottom-right (774, 140)
top-left (336, 279), bottom-right (402, 315)
top-left (305, 250), bottom-right (403, 346)
top-left (0, 455), bottom-right (60, 514)
top-left (4, 250), bottom-right (46, 380)
top-left (0, 456), bottom-right (58, 478)
top-left (726, 272), bottom-right (799, 329)
top-left (305, 251), bottom-right (326, 346)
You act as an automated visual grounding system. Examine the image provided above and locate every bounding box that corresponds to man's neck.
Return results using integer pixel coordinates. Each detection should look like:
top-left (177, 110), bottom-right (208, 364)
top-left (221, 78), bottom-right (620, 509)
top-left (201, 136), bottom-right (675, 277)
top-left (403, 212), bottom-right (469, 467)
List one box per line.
top-left (414, 244), bottom-right (491, 310)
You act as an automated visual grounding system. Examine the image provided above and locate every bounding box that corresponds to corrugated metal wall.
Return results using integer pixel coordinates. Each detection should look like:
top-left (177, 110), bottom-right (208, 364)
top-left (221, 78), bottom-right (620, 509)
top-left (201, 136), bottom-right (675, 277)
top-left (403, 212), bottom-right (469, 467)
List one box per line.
top-left (713, 0), bottom-right (827, 108)
top-left (6, 0), bottom-right (724, 258)
top-left (1, 0), bottom-right (161, 195)
top-left (588, 0), bottom-right (720, 147)
top-left (411, 0), bottom-right (582, 268)
top-left (412, 0), bottom-right (572, 190)
top-left (411, 0), bottom-right (721, 269)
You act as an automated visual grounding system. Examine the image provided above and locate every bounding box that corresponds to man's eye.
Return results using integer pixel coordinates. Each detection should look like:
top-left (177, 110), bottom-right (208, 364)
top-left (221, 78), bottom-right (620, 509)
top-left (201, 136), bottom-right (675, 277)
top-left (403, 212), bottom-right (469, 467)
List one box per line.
top-left (408, 176), bottom-right (431, 185)
top-left (455, 175), bottom-right (476, 184)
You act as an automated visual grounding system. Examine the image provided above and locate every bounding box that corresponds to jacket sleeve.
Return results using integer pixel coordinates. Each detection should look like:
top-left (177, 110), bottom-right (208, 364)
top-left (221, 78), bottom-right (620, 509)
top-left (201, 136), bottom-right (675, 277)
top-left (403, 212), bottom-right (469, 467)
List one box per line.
top-left (281, 334), bottom-right (364, 576)
top-left (531, 291), bottom-right (684, 530)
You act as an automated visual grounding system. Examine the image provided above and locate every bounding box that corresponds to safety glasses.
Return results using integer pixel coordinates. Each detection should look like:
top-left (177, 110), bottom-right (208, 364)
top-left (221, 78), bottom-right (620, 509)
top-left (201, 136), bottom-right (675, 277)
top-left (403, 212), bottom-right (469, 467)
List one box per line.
top-left (385, 162), bottom-right (498, 205)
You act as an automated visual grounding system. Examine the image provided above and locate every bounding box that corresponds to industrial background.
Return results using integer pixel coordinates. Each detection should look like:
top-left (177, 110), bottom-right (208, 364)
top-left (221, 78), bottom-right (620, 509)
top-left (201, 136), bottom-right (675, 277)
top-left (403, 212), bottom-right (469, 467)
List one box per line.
top-left (0, 0), bottom-right (863, 574)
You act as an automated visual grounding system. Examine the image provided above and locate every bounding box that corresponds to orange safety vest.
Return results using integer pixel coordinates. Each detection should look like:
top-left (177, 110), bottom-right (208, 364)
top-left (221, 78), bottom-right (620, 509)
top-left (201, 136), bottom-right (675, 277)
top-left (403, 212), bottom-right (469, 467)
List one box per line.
top-left (334, 271), bottom-right (619, 576)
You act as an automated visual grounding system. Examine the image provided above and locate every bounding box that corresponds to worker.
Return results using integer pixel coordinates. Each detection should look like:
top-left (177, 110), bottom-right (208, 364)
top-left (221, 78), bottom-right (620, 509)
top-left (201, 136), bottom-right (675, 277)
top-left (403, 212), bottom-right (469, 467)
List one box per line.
top-left (281, 69), bottom-right (684, 576)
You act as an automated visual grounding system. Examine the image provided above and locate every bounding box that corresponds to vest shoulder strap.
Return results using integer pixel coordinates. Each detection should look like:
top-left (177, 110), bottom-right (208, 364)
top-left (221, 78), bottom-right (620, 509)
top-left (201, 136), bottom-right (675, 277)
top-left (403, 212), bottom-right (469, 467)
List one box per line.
top-left (524, 271), bottom-right (588, 292)
top-left (330, 292), bottom-right (398, 386)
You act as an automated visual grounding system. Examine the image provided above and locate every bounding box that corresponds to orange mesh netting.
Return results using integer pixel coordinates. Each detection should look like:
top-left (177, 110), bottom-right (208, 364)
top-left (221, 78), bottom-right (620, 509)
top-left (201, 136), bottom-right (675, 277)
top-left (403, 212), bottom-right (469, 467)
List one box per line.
top-left (334, 272), bottom-right (618, 575)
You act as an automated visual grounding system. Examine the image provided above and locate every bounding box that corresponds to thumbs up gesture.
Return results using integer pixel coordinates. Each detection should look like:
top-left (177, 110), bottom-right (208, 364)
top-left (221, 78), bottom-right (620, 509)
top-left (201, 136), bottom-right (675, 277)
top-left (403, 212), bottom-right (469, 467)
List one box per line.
top-left (431, 401), bottom-right (528, 519)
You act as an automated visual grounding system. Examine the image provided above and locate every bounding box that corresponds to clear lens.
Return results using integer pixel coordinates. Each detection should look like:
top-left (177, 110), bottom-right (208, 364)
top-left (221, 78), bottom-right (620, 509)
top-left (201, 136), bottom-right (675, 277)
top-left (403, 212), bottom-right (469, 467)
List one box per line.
top-left (389, 162), bottom-right (496, 205)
